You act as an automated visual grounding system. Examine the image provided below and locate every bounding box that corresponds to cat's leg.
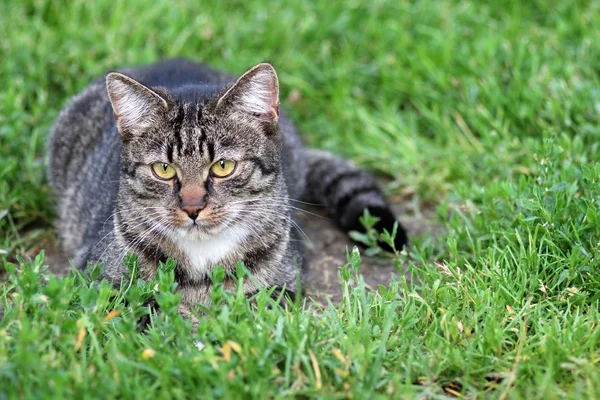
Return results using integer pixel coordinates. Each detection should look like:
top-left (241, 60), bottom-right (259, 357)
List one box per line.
top-left (301, 149), bottom-right (408, 251)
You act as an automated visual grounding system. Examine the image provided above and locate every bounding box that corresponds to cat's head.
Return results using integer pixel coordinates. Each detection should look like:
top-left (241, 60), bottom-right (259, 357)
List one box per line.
top-left (106, 63), bottom-right (285, 241)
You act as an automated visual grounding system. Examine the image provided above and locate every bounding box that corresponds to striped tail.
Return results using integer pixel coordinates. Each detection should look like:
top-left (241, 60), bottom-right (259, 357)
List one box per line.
top-left (302, 149), bottom-right (408, 250)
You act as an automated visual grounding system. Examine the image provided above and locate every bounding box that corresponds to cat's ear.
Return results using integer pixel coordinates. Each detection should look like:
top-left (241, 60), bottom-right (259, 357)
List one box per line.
top-left (106, 72), bottom-right (170, 138)
top-left (216, 63), bottom-right (280, 123)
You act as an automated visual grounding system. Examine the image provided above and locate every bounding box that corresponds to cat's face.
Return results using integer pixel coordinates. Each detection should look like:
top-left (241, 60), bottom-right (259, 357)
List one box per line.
top-left (106, 64), bottom-right (283, 240)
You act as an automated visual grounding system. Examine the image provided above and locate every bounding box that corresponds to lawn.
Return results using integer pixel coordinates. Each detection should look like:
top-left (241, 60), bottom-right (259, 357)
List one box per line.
top-left (2, 0), bottom-right (600, 398)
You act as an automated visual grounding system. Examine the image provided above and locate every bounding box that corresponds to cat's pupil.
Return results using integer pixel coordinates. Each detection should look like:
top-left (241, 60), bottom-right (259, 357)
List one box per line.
top-left (219, 160), bottom-right (225, 169)
top-left (162, 163), bottom-right (168, 171)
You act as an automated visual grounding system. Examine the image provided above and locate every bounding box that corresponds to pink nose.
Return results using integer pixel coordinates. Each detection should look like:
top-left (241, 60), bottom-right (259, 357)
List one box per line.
top-left (179, 186), bottom-right (207, 220)
top-left (181, 203), bottom-right (206, 220)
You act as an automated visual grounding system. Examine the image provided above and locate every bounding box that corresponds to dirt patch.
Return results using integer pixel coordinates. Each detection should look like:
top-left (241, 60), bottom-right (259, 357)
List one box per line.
top-left (300, 203), bottom-right (441, 305)
top-left (12, 202), bottom-right (442, 304)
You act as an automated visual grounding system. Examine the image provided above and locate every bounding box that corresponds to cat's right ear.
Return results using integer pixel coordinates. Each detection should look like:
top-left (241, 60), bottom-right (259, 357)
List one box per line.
top-left (106, 72), bottom-right (170, 139)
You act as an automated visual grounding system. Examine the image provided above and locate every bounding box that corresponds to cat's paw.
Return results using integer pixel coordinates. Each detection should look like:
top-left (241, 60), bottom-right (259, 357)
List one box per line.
top-left (178, 303), bottom-right (201, 330)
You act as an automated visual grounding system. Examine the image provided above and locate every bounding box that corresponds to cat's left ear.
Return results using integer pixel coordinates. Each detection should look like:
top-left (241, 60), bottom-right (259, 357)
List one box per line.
top-left (106, 72), bottom-right (170, 139)
top-left (216, 63), bottom-right (280, 124)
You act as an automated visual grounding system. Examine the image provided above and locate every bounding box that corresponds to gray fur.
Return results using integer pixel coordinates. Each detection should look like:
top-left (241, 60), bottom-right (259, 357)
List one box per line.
top-left (48, 59), bottom-right (407, 308)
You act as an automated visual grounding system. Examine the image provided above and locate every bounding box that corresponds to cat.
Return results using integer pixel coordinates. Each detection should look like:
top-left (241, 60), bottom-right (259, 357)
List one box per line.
top-left (48, 58), bottom-right (408, 308)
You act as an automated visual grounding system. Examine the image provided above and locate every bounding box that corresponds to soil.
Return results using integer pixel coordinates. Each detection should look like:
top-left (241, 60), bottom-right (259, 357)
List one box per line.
top-left (23, 202), bottom-right (442, 305)
top-left (299, 203), bottom-right (440, 304)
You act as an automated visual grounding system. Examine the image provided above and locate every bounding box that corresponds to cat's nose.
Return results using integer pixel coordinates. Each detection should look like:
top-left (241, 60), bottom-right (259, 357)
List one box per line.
top-left (179, 186), bottom-right (207, 220)
top-left (181, 204), bottom-right (205, 220)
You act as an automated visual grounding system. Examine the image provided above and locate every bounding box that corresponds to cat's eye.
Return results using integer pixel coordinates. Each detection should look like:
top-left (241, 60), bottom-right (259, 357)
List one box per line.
top-left (210, 159), bottom-right (237, 178)
top-left (151, 162), bottom-right (177, 180)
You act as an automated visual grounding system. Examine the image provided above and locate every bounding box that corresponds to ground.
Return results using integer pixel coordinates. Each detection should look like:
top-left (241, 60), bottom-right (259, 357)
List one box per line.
top-left (2, 1), bottom-right (600, 398)
top-left (302, 203), bottom-right (439, 304)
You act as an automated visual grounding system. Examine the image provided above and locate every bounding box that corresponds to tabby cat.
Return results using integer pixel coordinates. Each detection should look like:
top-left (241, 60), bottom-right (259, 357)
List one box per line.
top-left (48, 59), bottom-right (407, 307)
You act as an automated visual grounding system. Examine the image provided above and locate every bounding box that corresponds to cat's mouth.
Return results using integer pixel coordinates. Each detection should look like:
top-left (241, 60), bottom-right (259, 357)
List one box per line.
top-left (181, 218), bottom-right (220, 229)
top-left (174, 222), bottom-right (225, 242)
top-left (176, 214), bottom-right (226, 234)
top-left (170, 207), bottom-right (232, 237)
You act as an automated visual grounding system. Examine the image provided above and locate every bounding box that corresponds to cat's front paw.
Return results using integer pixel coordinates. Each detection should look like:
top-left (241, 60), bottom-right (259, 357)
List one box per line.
top-left (178, 303), bottom-right (201, 330)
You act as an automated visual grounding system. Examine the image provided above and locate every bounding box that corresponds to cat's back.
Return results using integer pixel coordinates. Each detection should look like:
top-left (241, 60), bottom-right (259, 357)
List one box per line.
top-left (115, 58), bottom-right (235, 88)
top-left (48, 79), bottom-right (113, 195)
top-left (47, 76), bottom-right (115, 261)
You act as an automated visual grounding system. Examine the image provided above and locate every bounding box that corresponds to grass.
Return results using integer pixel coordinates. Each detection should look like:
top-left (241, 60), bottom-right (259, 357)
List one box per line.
top-left (2, 0), bottom-right (600, 398)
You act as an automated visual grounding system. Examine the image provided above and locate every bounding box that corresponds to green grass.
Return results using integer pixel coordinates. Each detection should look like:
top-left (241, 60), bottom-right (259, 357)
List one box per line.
top-left (2, 0), bottom-right (600, 398)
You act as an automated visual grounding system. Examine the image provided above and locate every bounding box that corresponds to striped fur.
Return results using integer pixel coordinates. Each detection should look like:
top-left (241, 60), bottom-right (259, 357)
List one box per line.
top-left (303, 149), bottom-right (408, 249)
top-left (48, 59), bottom-right (407, 308)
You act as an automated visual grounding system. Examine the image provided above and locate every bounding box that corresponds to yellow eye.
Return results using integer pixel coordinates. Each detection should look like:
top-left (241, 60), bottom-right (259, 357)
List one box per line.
top-left (210, 159), bottom-right (237, 178)
top-left (151, 162), bottom-right (177, 180)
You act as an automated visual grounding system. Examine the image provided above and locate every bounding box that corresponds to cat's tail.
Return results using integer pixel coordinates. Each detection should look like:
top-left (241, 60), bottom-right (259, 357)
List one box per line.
top-left (301, 149), bottom-right (408, 251)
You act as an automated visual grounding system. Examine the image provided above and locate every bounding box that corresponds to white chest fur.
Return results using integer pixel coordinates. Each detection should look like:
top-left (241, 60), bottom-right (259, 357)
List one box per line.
top-left (169, 226), bottom-right (250, 280)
